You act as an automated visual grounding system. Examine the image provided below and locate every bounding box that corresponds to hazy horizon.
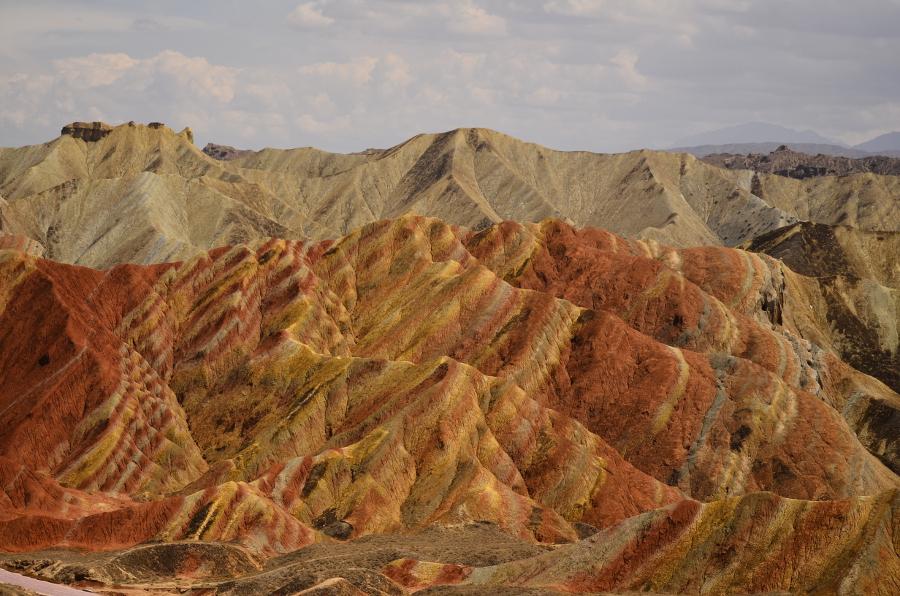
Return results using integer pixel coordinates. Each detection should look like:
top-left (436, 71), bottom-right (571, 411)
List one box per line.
top-left (2, 0), bottom-right (899, 152)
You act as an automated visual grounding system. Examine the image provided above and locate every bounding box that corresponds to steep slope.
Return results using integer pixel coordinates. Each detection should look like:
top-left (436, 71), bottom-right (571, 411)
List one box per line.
top-left (0, 215), bottom-right (897, 593)
top-left (0, 122), bottom-right (311, 268)
top-left (0, 225), bottom-right (687, 555)
top-left (744, 222), bottom-right (900, 393)
top-left (464, 220), bottom-right (900, 473)
top-left (3, 123), bottom-right (898, 269)
top-left (226, 125), bottom-right (900, 245)
top-left (231, 128), bottom-right (799, 247)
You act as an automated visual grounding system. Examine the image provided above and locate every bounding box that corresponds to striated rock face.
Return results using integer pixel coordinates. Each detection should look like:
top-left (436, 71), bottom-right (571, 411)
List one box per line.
top-left (745, 222), bottom-right (900, 394)
top-left (0, 215), bottom-right (897, 594)
top-left (0, 122), bottom-right (302, 268)
top-left (60, 121), bottom-right (113, 142)
top-left (466, 219), bottom-right (900, 472)
top-left (0, 220), bottom-right (690, 556)
top-left (388, 490), bottom-right (900, 595)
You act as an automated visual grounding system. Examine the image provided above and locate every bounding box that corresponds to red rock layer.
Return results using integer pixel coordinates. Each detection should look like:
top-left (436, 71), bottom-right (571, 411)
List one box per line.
top-left (465, 219), bottom-right (899, 478)
top-left (312, 217), bottom-right (894, 500)
top-left (387, 488), bottom-right (900, 595)
top-left (0, 216), bottom-right (896, 576)
top-left (0, 232), bottom-right (681, 554)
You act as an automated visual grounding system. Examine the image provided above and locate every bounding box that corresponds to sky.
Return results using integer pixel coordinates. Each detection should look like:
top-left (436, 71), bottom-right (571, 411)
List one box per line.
top-left (1, 0), bottom-right (899, 152)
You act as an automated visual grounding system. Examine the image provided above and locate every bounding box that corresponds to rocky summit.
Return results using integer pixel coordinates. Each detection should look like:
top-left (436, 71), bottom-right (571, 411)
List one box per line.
top-left (0, 124), bottom-right (898, 595)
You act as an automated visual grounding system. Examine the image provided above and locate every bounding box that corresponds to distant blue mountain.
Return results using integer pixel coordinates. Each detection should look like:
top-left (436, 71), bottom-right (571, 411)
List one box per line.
top-left (671, 122), bottom-right (841, 148)
top-left (854, 131), bottom-right (900, 153)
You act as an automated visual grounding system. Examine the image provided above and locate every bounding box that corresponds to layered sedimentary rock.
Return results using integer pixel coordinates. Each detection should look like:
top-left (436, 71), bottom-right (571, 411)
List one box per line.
top-left (2, 123), bottom-right (899, 270)
top-left (744, 222), bottom-right (900, 393)
top-left (387, 490), bottom-right (900, 595)
top-left (0, 221), bottom-right (691, 556)
top-left (465, 219), bottom-right (900, 474)
top-left (1, 215), bottom-right (897, 594)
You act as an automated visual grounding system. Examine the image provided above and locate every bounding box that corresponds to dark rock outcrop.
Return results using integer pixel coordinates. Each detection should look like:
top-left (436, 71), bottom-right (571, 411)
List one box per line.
top-left (704, 145), bottom-right (900, 178)
top-left (60, 121), bottom-right (112, 142)
top-left (202, 143), bottom-right (253, 161)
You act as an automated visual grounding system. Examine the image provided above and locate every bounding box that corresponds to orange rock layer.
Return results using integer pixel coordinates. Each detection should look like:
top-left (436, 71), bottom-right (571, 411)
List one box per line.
top-left (0, 216), bottom-right (896, 590)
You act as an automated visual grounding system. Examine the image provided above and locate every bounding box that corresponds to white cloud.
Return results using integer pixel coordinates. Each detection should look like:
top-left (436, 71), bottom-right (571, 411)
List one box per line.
top-left (309, 92), bottom-right (338, 113)
top-left (296, 113), bottom-right (350, 133)
top-left (299, 56), bottom-right (379, 86)
top-left (54, 53), bottom-right (138, 87)
top-left (242, 80), bottom-right (294, 110)
top-left (528, 86), bottom-right (563, 106)
top-left (416, 86), bottom-right (448, 107)
top-left (543, 0), bottom-right (606, 16)
top-left (0, 50), bottom-right (238, 139)
top-left (383, 53), bottom-right (413, 87)
top-left (610, 49), bottom-right (648, 88)
top-left (0, 74), bottom-right (53, 128)
top-left (51, 51), bottom-right (238, 103)
top-left (147, 51), bottom-right (238, 103)
top-left (446, 0), bottom-right (507, 36)
top-left (470, 86), bottom-right (497, 105)
top-left (2, 1), bottom-right (900, 153)
top-left (131, 16), bottom-right (211, 32)
top-left (288, 2), bottom-right (335, 28)
top-left (352, 1), bottom-right (506, 37)
top-left (441, 50), bottom-right (486, 75)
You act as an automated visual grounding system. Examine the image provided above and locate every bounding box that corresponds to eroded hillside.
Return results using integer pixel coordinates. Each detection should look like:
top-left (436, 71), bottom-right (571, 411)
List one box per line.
top-left (1, 215), bottom-right (897, 594)
top-left (2, 122), bottom-right (899, 269)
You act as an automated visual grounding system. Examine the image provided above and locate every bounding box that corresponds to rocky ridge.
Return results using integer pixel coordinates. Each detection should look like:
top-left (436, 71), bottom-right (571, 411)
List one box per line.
top-left (0, 215), bottom-right (897, 593)
top-left (1, 122), bottom-right (898, 270)
top-left (704, 144), bottom-right (900, 178)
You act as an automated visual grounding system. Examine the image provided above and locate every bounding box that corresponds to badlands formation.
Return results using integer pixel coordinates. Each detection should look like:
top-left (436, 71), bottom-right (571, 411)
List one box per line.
top-left (0, 122), bottom-right (898, 594)
top-left (2, 121), bottom-right (899, 266)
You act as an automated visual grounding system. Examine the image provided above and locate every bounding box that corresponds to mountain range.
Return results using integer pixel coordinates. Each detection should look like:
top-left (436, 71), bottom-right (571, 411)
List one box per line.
top-left (672, 122), bottom-right (841, 147)
top-left (0, 121), bottom-right (898, 594)
top-left (2, 122), bottom-right (898, 269)
top-left (670, 122), bottom-right (900, 158)
top-left (856, 131), bottom-right (900, 153)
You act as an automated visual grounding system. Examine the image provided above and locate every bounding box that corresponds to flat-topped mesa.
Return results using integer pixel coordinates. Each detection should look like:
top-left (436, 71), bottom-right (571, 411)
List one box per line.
top-left (60, 121), bottom-right (113, 142)
top-left (60, 120), bottom-right (194, 144)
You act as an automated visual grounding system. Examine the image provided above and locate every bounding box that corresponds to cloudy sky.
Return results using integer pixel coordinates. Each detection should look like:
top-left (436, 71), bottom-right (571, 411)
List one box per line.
top-left (1, 0), bottom-right (899, 152)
